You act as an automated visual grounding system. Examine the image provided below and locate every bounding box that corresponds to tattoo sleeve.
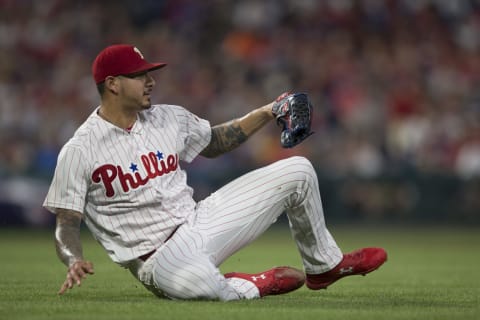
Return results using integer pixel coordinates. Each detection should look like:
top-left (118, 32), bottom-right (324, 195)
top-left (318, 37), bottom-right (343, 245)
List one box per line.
top-left (200, 121), bottom-right (247, 158)
top-left (55, 209), bottom-right (84, 267)
top-left (200, 105), bottom-right (274, 158)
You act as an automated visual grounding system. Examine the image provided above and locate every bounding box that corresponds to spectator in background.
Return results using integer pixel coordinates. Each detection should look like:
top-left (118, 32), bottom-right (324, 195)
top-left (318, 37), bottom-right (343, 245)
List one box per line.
top-left (0, 1), bottom-right (479, 223)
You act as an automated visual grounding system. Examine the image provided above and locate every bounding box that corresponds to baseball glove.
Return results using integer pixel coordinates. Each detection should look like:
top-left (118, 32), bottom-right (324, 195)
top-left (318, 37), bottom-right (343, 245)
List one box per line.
top-left (272, 92), bottom-right (314, 148)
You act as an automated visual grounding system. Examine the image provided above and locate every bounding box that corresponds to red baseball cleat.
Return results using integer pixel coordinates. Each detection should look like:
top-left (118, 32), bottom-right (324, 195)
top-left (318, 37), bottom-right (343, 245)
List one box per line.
top-left (306, 247), bottom-right (387, 290)
top-left (224, 266), bottom-right (305, 297)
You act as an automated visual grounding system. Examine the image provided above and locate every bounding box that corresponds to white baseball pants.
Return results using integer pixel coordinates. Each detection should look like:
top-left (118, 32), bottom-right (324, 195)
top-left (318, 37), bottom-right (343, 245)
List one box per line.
top-left (129, 156), bottom-right (342, 300)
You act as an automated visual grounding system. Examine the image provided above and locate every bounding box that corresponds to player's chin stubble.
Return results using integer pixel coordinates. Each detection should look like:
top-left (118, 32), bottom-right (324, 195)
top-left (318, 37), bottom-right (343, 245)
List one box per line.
top-left (141, 96), bottom-right (152, 109)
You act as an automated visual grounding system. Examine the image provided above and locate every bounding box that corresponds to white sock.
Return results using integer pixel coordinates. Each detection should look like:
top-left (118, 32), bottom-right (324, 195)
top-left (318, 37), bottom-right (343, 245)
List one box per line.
top-left (226, 277), bottom-right (260, 299)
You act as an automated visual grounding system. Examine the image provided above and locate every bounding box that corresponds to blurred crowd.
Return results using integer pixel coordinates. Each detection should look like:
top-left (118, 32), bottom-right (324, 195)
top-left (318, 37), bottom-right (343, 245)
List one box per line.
top-left (1, 0), bottom-right (480, 184)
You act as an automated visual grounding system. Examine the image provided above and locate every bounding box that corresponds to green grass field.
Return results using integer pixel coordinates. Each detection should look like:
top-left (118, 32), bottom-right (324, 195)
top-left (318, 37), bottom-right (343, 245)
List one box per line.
top-left (0, 225), bottom-right (478, 320)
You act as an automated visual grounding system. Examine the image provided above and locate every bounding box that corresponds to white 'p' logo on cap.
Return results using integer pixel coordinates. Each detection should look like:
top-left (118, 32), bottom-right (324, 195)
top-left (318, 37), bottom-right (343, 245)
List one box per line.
top-left (133, 47), bottom-right (144, 59)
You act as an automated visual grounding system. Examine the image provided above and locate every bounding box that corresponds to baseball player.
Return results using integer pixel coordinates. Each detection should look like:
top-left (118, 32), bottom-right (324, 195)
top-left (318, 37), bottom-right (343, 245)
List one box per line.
top-left (43, 44), bottom-right (387, 301)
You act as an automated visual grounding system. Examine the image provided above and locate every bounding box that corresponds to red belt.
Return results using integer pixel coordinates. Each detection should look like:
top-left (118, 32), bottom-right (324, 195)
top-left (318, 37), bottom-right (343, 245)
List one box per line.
top-left (138, 226), bottom-right (180, 261)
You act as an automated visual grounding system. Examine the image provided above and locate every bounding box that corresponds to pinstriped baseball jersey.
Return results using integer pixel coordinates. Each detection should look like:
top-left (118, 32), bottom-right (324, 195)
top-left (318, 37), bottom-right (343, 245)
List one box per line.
top-left (43, 104), bottom-right (211, 264)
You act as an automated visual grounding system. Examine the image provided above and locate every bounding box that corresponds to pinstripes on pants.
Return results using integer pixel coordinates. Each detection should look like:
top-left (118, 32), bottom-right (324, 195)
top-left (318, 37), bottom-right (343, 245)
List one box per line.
top-left (130, 156), bottom-right (342, 300)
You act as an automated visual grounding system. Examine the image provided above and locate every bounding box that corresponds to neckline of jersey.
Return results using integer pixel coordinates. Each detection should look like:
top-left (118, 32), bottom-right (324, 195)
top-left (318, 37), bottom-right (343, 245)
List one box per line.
top-left (95, 106), bottom-right (142, 134)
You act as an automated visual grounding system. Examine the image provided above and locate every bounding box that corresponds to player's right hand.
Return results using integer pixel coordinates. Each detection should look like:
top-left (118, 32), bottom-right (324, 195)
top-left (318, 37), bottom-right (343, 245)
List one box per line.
top-left (58, 260), bottom-right (95, 295)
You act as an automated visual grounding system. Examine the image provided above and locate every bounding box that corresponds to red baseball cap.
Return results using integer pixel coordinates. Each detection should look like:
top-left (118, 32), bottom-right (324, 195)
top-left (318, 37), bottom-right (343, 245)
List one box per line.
top-left (92, 44), bottom-right (167, 84)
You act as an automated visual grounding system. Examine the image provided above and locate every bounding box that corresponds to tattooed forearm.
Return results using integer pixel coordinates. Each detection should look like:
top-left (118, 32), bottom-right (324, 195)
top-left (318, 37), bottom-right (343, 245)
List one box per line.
top-left (201, 121), bottom-right (247, 158)
top-left (201, 104), bottom-right (275, 158)
top-left (55, 209), bottom-right (84, 267)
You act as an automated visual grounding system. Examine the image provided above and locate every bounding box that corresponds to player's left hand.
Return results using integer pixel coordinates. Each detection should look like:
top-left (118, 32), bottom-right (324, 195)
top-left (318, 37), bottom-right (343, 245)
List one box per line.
top-left (272, 92), bottom-right (314, 148)
top-left (58, 260), bottom-right (95, 295)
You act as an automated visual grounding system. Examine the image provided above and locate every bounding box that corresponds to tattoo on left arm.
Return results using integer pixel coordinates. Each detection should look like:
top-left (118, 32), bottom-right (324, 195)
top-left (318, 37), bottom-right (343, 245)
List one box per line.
top-left (200, 121), bottom-right (247, 158)
top-left (200, 104), bottom-right (274, 158)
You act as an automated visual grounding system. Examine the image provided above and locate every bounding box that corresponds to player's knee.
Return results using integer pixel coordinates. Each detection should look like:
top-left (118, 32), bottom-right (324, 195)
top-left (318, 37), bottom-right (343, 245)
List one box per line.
top-left (291, 156), bottom-right (314, 169)
top-left (280, 156), bottom-right (318, 204)
top-left (282, 156), bottom-right (316, 178)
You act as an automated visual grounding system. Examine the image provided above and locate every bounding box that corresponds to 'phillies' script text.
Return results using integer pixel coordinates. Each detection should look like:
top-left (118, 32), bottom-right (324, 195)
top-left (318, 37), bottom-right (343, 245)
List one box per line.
top-left (92, 152), bottom-right (179, 197)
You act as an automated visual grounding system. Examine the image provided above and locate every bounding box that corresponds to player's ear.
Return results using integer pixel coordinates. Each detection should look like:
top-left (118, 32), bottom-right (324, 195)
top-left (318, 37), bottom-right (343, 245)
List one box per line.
top-left (104, 76), bottom-right (120, 94)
